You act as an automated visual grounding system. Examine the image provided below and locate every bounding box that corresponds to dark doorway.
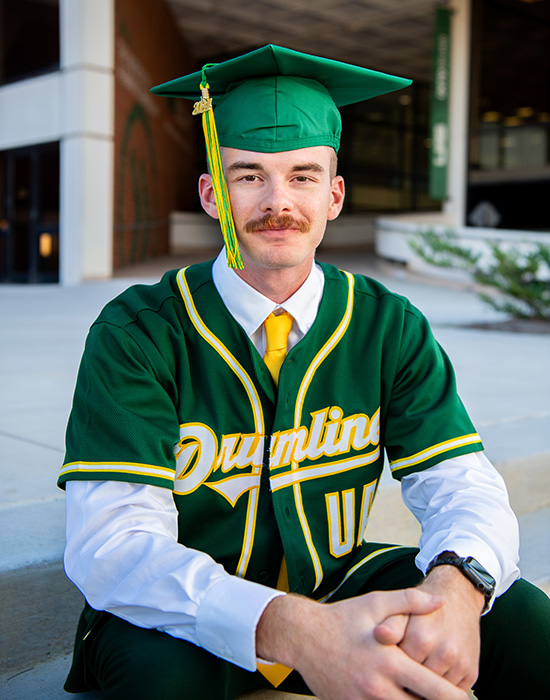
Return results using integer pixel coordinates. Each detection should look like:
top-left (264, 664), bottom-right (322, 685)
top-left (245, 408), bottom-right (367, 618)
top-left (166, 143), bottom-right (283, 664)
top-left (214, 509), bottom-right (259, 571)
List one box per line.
top-left (0, 142), bottom-right (60, 283)
top-left (0, 0), bottom-right (60, 85)
top-left (468, 0), bottom-right (550, 232)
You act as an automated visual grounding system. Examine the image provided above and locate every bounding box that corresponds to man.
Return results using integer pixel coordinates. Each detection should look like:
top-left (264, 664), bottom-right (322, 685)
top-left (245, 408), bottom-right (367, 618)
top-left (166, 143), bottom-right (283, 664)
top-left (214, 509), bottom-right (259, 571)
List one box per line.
top-left (59, 46), bottom-right (549, 700)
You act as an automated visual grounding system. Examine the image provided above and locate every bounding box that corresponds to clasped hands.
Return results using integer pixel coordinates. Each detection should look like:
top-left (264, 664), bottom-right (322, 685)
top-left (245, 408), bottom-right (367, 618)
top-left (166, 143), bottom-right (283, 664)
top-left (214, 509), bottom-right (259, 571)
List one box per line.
top-left (256, 565), bottom-right (485, 700)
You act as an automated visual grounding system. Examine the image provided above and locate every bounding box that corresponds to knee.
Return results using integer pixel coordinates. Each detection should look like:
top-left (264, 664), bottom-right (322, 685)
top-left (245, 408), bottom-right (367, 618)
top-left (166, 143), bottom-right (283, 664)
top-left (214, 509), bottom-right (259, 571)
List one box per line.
top-left (494, 579), bottom-right (550, 645)
top-left (476, 579), bottom-right (550, 698)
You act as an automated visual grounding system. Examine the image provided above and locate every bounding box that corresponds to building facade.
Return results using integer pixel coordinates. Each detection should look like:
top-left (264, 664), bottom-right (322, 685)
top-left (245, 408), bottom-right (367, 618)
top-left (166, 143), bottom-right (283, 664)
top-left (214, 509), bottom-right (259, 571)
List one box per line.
top-left (0, 0), bottom-right (548, 284)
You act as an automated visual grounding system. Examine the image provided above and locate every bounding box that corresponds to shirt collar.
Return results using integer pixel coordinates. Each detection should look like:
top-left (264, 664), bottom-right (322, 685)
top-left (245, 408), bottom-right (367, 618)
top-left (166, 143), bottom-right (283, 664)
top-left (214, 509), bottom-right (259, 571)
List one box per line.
top-left (212, 250), bottom-right (324, 339)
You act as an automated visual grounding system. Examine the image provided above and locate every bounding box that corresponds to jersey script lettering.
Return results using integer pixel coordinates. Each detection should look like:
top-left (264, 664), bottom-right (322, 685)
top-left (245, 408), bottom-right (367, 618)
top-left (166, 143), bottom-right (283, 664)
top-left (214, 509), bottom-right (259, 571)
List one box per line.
top-left (173, 406), bottom-right (381, 502)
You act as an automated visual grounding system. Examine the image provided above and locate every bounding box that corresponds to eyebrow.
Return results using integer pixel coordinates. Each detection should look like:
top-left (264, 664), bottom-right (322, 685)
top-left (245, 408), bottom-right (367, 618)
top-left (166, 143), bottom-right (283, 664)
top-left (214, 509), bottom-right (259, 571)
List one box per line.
top-left (291, 163), bottom-right (326, 173)
top-left (226, 161), bottom-right (265, 173)
top-left (226, 161), bottom-right (326, 174)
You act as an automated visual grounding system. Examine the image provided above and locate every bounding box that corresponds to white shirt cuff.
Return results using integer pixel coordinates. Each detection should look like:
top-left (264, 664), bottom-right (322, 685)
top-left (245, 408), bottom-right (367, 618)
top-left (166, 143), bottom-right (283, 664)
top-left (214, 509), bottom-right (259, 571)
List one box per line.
top-left (194, 575), bottom-right (285, 671)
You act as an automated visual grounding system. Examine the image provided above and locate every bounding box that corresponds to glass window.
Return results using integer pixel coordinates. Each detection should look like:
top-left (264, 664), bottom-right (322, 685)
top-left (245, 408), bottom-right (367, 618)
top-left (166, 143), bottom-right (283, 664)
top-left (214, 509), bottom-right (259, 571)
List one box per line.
top-left (0, 0), bottom-right (60, 85)
top-left (0, 142), bottom-right (59, 283)
top-left (339, 84), bottom-right (439, 214)
top-left (468, 0), bottom-right (550, 231)
top-left (470, 0), bottom-right (550, 174)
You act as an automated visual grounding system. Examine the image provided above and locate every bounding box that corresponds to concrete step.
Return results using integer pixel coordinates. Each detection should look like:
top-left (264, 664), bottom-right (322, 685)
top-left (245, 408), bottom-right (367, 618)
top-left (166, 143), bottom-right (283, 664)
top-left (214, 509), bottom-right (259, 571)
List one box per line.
top-left (0, 654), bottom-right (316, 700)
top-left (0, 651), bottom-right (479, 700)
top-left (1, 504), bottom-right (548, 698)
top-left (0, 655), bottom-right (99, 700)
top-left (1, 450), bottom-right (548, 698)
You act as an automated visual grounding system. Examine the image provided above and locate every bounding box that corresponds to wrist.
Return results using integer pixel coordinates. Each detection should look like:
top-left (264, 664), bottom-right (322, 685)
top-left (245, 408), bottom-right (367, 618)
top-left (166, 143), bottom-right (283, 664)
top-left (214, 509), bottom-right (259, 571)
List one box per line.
top-left (256, 593), bottom-right (319, 667)
top-left (426, 551), bottom-right (495, 612)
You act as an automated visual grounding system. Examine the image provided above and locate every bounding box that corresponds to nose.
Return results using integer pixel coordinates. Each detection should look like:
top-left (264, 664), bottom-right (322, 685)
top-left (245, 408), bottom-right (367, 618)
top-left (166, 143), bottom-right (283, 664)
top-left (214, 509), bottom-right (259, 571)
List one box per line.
top-left (260, 178), bottom-right (293, 215)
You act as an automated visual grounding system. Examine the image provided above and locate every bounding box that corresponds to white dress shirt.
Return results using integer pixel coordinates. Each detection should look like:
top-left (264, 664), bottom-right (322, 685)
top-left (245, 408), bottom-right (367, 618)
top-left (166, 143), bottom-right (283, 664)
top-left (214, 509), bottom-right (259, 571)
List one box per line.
top-left (64, 251), bottom-right (520, 672)
top-left (211, 251), bottom-right (325, 354)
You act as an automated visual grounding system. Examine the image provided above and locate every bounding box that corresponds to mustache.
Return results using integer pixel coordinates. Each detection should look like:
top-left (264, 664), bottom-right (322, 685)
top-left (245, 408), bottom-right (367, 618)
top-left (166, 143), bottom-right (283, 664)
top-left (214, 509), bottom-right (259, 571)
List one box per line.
top-left (244, 214), bottom-right (310, 233)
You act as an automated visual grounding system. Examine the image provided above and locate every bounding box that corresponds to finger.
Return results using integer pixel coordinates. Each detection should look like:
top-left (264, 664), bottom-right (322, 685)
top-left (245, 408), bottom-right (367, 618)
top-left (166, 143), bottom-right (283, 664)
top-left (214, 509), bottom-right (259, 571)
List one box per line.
top-left (401, 627), bottom-right (479, 686)
top-left (397, 654), bottom-right (470, 700)
top-left (400, 640), bottom-right (476, 697)
top-left (442, 659), bottom-right (479, 691)
top-left (369, 588), bottom-right (444, 621)
top-left (374, 614), bottom-right (409, 645)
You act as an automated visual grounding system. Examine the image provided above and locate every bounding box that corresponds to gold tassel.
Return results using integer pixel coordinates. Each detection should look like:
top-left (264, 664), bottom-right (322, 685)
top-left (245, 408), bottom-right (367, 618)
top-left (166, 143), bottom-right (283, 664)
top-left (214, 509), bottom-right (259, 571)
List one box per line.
top-left (192, 68), bottom-right (243, 270)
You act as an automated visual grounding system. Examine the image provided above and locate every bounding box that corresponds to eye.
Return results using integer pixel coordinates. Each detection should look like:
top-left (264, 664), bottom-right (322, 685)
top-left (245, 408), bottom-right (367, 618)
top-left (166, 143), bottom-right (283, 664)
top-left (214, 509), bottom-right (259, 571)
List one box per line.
top-left (293, 175), bottom-right (312, 182)
top-left (239, 174), bottom-right (260, 182)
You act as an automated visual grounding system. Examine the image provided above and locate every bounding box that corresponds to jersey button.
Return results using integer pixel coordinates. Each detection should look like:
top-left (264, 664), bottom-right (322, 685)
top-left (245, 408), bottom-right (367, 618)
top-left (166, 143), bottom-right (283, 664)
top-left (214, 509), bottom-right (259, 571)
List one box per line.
top-left (258, 570), bottom-right (269, 583)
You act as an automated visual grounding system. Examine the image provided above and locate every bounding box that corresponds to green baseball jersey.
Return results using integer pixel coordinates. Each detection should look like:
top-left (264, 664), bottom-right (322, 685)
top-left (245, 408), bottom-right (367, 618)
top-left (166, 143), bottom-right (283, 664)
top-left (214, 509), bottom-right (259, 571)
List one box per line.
top-left (59, 260), bottom-right (482, 601)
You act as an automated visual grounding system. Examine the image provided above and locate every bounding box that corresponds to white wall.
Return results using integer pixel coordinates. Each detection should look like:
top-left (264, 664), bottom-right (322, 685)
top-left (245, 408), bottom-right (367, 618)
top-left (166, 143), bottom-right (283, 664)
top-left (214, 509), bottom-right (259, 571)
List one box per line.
top-left (0, 74), bottom-right (63, 149)
top-left (59, 0), bottom-right (115, 284)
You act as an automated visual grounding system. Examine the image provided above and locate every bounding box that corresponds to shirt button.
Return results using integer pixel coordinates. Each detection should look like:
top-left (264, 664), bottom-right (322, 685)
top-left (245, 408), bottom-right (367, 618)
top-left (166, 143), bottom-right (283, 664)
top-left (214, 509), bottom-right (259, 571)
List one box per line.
top-left (258, 571), bottom-right (269, 583)
top-left (284, 506), bottom-right (291, 517)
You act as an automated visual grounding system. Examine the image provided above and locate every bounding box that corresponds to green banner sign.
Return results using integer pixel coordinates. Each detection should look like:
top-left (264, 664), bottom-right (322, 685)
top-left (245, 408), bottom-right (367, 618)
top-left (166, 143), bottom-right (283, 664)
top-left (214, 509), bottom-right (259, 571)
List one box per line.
top-left (429, 6), bottom-right (451, 200)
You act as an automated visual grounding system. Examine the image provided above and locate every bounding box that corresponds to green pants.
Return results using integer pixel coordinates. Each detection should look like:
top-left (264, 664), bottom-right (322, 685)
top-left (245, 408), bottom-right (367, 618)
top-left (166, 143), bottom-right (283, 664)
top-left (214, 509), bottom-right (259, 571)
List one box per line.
top-left (65, 549), bottom-right (550, 700)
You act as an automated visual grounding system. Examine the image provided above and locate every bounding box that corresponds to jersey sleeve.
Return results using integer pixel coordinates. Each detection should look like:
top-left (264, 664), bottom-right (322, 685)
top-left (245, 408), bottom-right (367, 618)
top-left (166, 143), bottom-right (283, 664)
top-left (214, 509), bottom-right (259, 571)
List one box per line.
top-left (384, 309), bottom-right (483, 480)
top-left (58, 320), bottom-right (181, 489)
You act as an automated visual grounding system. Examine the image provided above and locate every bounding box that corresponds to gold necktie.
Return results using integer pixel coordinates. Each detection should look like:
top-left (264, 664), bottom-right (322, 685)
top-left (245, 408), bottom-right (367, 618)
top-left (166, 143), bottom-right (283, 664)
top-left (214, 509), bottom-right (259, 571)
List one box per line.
top-left (258, 310), bottom-right (294, 686)
top-left (263, 311), bottom-right (293, 385)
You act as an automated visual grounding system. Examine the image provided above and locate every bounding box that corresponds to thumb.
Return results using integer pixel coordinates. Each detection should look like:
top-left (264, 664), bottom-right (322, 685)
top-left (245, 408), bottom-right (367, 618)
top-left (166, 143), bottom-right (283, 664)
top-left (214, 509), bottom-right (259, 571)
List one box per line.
top-left (373, 613), bottom-right (409, 645)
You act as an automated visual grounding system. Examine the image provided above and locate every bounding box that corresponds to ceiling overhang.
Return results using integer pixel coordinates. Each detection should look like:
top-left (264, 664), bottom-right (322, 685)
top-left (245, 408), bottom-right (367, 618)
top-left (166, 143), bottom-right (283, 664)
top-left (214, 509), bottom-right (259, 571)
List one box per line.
top-left (165, 0), bottom-right (438, 83)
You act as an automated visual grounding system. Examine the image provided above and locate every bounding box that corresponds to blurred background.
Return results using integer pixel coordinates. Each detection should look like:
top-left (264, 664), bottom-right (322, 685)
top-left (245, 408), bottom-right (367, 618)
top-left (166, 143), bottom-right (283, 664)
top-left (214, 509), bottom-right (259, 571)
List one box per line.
top-left (0, 0), bottom-right (549, 285)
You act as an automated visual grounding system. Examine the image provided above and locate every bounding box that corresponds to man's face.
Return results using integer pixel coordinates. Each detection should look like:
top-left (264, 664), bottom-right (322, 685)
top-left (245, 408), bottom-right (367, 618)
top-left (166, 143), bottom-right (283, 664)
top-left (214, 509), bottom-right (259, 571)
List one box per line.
top-left (200, 146), bottom-right (344, 281)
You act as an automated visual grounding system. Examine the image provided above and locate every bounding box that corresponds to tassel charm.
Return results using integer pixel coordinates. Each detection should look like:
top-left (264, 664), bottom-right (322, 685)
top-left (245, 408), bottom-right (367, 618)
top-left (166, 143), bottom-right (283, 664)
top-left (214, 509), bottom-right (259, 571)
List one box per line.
top-left (192, 85), bottom-right (213, 115)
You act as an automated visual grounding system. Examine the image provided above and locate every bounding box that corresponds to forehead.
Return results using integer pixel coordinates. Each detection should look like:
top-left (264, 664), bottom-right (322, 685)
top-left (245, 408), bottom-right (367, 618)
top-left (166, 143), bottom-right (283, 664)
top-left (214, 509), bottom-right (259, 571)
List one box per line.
top-left (221, 145), bottom-right (334, 172)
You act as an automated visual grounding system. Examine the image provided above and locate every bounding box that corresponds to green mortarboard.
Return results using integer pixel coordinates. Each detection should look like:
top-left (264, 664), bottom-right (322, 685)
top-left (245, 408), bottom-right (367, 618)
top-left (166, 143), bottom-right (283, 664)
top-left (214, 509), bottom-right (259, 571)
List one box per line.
top-left (151, 45), bottom-right (411, 267)
top-left (152, 44), bottom-right (411, 153)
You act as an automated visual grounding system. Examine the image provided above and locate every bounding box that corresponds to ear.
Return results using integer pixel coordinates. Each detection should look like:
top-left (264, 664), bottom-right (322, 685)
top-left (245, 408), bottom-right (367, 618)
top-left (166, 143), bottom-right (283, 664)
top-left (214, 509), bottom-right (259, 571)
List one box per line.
top-left (327, 176), bottom-right (345, 221)
top-left (198, 174), bottom-right (219, 220)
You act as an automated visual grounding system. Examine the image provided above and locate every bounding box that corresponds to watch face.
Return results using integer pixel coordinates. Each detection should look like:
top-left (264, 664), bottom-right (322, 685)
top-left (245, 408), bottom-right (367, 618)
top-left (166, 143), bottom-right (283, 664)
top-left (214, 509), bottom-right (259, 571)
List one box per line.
top-left (428, 553), bottom-right (496, 602)
top-left (464, 557), bottom-right (496, 592)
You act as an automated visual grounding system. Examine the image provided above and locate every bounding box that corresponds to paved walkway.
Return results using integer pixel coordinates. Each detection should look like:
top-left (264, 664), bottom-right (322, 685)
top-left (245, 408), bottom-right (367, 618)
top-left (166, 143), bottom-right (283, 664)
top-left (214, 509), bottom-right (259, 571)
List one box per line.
top-left (1, 248), bottom-right (548, 698)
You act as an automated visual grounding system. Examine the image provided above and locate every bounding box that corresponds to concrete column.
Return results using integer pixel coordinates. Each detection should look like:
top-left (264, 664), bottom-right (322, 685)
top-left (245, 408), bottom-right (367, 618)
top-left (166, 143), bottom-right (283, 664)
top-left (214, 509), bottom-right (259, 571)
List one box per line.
top-left (59, 0), bottom-right (115, 284)
top-left (444, 0), bottom-right (471, 226)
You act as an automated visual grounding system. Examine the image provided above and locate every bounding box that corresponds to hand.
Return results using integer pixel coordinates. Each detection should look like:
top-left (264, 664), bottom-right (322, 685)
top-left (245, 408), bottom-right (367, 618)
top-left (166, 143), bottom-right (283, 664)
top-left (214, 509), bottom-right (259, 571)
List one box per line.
top-left (256, 588), bottom-right (470, 700)
top-left (374, 566), bottom-right (485, 692)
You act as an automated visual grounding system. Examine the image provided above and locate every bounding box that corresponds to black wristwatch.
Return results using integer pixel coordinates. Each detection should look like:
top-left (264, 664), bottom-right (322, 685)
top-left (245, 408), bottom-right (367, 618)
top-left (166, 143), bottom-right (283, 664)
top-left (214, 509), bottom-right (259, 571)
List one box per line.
top-left (426, 551), bottom-right (496, 612)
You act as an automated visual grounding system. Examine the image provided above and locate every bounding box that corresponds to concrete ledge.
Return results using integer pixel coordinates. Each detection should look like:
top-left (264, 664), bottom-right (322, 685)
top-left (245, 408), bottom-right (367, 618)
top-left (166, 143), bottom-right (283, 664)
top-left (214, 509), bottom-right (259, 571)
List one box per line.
top-left (375, 213), bottom-right (550, 277)
top-left (169, 211), bottom-right (376, 253)
top-left (1, 455), bottom-right (547, 681)
top-left (1, 507), bottom-right (547, 698)
top-left (0, 561), bottom-right (84, 675)
top-left (0, 653), bottom-right (316, 700)
top-left (497, 453), bottom-right (550, 517)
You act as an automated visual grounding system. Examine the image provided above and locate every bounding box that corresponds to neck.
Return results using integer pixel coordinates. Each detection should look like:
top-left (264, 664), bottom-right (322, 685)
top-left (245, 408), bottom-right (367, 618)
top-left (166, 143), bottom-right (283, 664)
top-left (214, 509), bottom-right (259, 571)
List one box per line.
top-left (235, 263), bottom-right (312, 304)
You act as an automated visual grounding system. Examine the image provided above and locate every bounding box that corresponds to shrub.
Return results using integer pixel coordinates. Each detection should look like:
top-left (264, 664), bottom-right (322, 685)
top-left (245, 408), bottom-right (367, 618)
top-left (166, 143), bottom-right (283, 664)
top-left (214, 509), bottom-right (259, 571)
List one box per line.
top-left (410, 229), bottom-right (550, 320)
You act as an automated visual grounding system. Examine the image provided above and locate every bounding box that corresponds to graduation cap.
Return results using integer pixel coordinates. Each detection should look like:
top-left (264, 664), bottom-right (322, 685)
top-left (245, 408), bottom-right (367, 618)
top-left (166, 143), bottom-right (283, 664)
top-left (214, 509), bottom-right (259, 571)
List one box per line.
top-left (151, 45), bottom-right (412, 268)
